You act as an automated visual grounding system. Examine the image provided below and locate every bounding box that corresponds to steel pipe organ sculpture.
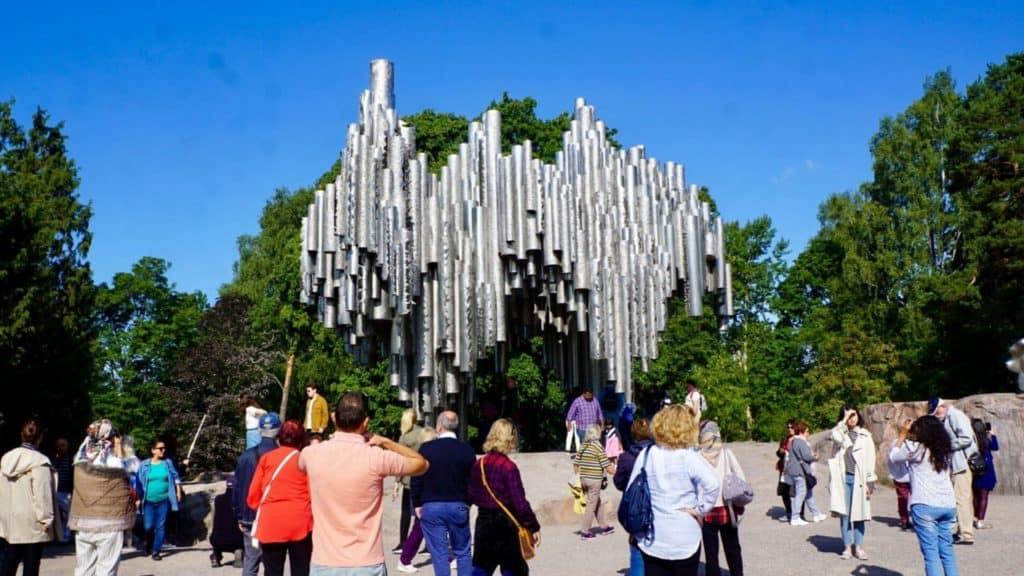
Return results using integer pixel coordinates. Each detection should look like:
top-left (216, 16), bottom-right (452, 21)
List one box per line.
top-left (301, 60), bottom-right (732, 413)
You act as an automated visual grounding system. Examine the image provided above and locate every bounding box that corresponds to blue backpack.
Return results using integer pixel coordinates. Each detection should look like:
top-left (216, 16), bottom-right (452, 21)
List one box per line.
top-left (617, 446), bottom-right (654, 544)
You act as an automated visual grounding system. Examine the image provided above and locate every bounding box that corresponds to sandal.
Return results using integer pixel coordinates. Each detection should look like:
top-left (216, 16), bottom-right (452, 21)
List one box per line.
top-left (854, 549), bottom-right (869, 560)
top-left (839, 551), bottom-right (852, 560)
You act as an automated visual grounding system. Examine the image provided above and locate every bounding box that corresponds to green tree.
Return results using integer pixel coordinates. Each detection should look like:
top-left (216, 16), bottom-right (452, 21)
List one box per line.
top-left (0, 101), bottom-right (95, 447)
top-left (92, 257), bottom-right (207, 449)
top-left (400, 110), bottom-right (469, 173)
top-left (164, 294), bottom-right (280, 471)
top-left (227, 187), bottom-right (317, 416)
top-left (947, 52), bottom-right (1024, 393)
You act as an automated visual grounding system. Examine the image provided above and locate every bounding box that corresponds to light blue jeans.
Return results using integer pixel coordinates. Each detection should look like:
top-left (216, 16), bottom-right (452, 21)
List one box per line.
top-left (311, 564), bottom-right (386, 576)
top-left (911, 504), bottom-right (959, 576)
top-left (421, 501), bottom-right (472, 576)
top-left (839, 473), bottom-right (865, 547)
top-left (788, 474), bottom-right (821, 520)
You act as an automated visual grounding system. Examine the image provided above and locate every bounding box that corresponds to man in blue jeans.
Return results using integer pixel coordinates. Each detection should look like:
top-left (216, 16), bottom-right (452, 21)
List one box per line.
top-left (411, 411), bottom-right (476, 576)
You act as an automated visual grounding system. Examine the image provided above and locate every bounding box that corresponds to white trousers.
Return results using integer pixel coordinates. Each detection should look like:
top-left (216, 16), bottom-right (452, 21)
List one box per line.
top-left (75, 530), bottom-right (123, 576)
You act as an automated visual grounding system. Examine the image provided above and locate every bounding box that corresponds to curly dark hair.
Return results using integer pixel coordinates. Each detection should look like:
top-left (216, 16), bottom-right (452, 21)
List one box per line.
top-left (910, 415), bottom-right (952, 473)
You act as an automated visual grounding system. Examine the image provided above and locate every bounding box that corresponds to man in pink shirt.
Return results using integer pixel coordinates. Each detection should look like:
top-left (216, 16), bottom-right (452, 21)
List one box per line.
top-left (299, 392), bottom-right (428, 576)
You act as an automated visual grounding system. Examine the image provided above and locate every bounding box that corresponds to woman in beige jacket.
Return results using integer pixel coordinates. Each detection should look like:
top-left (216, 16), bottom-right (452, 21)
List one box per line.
top-left (829, 406), bottom-right (877, 560)
top-left (0, 419), bottom-right (61, 576)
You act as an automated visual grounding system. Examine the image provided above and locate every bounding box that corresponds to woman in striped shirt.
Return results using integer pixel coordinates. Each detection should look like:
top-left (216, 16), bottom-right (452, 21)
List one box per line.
top-left (574, 424), bottom-right (615, 539)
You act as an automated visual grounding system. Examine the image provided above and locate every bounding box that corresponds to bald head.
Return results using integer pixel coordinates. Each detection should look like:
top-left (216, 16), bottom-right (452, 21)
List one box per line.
top-left (436, 411), bottom-right (459, 434)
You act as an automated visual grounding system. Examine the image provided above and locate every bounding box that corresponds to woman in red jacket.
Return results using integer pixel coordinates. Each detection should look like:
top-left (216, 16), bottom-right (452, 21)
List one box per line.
top-left (247, 419), bottom-right (312, 576)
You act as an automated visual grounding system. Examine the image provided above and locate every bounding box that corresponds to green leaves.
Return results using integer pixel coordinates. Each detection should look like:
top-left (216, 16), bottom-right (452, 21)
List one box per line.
top-left (1, 101), bottom-right (95, 447)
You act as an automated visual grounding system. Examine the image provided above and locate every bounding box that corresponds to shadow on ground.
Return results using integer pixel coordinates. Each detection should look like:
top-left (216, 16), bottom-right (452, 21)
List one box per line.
top-left (807, 534), bottom-right (845, 554)
top-left (871, 515), bottom-right (903, 528)
top-left (848, 565), bottom-right (905, 576)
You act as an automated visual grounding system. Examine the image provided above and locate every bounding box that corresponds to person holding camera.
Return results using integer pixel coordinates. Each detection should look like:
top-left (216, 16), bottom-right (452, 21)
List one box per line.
top-left (890, 416), bottom-right (960, 576)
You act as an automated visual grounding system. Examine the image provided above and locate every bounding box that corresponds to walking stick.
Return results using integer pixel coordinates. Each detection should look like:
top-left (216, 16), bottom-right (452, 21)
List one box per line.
top-left (185, 413), bottom-right (208, 463)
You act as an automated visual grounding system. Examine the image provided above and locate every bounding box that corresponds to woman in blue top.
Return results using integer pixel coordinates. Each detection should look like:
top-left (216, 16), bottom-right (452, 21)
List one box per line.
top-left (134, 438), bottom-right (183, 561)
top-left (970, 419), bottom-right (998, 530)
top-left (627, 404), bottom-right (720, 576)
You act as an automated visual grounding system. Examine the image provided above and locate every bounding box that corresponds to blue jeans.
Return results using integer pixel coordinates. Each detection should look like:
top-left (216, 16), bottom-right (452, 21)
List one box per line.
top-left (839, 473), bottom-right (865, 547)
top-left (143, 499), bottom-right (171, 554)
top-left (628, 541), bottom-right (645, 576)
top-left (911, 504), bottom-right (959, 576)
top-left (789, 474), bottom-right (821, 519)
top-left (420, 502), bottom-right (472, 576)
top-left (310, 564), bottom-right (385, 576)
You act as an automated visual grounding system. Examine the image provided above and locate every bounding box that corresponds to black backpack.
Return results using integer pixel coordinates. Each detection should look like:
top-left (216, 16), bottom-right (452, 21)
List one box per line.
top-left (617, 446), bottom-right (654, 544)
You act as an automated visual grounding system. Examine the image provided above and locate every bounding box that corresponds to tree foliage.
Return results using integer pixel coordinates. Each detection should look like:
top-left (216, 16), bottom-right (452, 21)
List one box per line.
top-left (0, 101), bottom-right (95, 448)
top-left (92, 257), bottom-right (207, 450)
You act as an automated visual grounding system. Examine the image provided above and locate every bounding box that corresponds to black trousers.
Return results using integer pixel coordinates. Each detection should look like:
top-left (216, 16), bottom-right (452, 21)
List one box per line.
top-left (701, 522), bottom-right (743, 576)
top-left (260, 533), bottom-right (312, 576)
top-left (399, 487), bottom-right (414, 546)
top-left (1, 542), bottom-right (44, 576)
top-left (641, 547), bottom-right (701, 576)
top-left (472, 508), bottom-right (529, 576)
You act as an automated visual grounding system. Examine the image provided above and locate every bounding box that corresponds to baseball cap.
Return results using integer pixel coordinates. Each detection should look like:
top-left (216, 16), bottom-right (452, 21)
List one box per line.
top-left (259, 412), bottom-right (282, 437)
top-left (927, 397), bottom-right (943, 415)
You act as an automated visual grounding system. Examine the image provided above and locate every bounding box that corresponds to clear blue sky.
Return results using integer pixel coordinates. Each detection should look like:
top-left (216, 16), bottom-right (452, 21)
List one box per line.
top-left (3, 2), bottom-right (1021, 299)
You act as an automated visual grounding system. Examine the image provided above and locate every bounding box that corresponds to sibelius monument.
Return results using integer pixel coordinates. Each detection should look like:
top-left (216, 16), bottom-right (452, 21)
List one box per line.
top-left (301, 60), bottom-right (733, 418)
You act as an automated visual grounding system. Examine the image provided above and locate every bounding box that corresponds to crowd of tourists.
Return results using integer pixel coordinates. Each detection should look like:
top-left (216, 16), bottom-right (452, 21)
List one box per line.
top-left (0, 382), bottom-right (1004, 576)
top-left (772, 396), bottom-right (1001, 576)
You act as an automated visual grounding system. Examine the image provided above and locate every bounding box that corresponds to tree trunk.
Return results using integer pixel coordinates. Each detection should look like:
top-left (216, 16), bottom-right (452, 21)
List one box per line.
top-left (280, 353), bottom-right (295, 417)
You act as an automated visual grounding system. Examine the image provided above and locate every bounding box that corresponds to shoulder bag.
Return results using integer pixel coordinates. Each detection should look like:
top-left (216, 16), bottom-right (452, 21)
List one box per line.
top-left (722, 449), bottom-right (754, 507)
top-left (250, 449), bottom-right (299, 550)
top-left (480, 457), bottom-right (535, 560)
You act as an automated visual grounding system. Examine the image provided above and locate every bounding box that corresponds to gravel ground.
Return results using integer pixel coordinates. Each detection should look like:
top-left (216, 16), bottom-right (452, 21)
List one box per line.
top-left (37, 442), bottom-right (1020, 575)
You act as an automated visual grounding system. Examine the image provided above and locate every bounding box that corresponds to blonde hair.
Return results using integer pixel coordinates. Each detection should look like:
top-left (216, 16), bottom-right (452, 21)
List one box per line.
top-left (651, 404), bottom-right (699, 449)
top-left (400, 408), bottom-right (418, 435)
top-left (483, 418), bottom-right (518, 454)
top-left (583, 423), bottom-right (603, 443)
top-left (420, 427), bottom-right (438, 443)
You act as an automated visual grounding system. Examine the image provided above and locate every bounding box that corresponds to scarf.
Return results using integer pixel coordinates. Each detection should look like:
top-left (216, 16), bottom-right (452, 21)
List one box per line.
top-left (74, 419), bottom-right (116, 467)
top-left (699, 420), bottom-right (723, 468)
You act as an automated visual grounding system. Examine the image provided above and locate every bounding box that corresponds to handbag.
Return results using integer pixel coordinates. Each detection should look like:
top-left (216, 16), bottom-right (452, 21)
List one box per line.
top-left (569, 474), bottom-right (587, 514)
top-left (480, 457), bottom-right (535, 561)
top-left (565, 422), bottom-right (579, 452)
top-left (250, 449), bottom-right (298, 550)
top-left (722, 450), bottom-right (754, 507)
top-left (966, 450), bottom-right (987, 476)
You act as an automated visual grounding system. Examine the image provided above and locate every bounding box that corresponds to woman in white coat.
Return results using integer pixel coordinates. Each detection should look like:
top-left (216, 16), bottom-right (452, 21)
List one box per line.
top-left (0, 419), bottom-right (61, 576)
top-left (830, 405), bottom-right (877, 560)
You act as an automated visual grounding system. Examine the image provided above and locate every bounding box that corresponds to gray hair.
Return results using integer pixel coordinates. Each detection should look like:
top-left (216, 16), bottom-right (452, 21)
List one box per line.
top-left (584, 424), bottom-right (603, 443)
top-left (437, 411), bottom-right (459, 433)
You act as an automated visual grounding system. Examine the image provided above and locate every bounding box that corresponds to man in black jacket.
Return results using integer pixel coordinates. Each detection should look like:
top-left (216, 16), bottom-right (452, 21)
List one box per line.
top-left (232, 412), bottom-right (280, 576)
top-left (411, 411), bottom-right (476, 576)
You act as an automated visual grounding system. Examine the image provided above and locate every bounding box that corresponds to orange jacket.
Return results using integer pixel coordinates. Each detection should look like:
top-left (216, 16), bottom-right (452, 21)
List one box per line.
top-left (246, 447), bottom-right (312, 543)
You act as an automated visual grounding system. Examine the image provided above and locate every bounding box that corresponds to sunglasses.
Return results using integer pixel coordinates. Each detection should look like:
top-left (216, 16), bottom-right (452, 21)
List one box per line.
top-left (154, 446), bottom-right (166, 451)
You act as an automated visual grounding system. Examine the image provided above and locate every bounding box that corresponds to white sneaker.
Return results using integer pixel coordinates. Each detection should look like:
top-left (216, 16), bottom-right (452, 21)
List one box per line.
top-left (396, 563), bottom-right (418, 573)
top-left (812, 513), bottom-right (828, 523)
top-left (791, 518), bottom-right (809, 526)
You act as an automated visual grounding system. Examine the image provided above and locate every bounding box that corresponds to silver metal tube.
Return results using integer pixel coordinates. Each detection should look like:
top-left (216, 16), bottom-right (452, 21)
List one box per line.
top-left (301, 60), bottom-right (732, 406)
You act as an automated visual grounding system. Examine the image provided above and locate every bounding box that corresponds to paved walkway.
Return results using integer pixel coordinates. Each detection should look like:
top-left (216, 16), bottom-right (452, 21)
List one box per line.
top-left (37, 442), bottom-right (1020, 575)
